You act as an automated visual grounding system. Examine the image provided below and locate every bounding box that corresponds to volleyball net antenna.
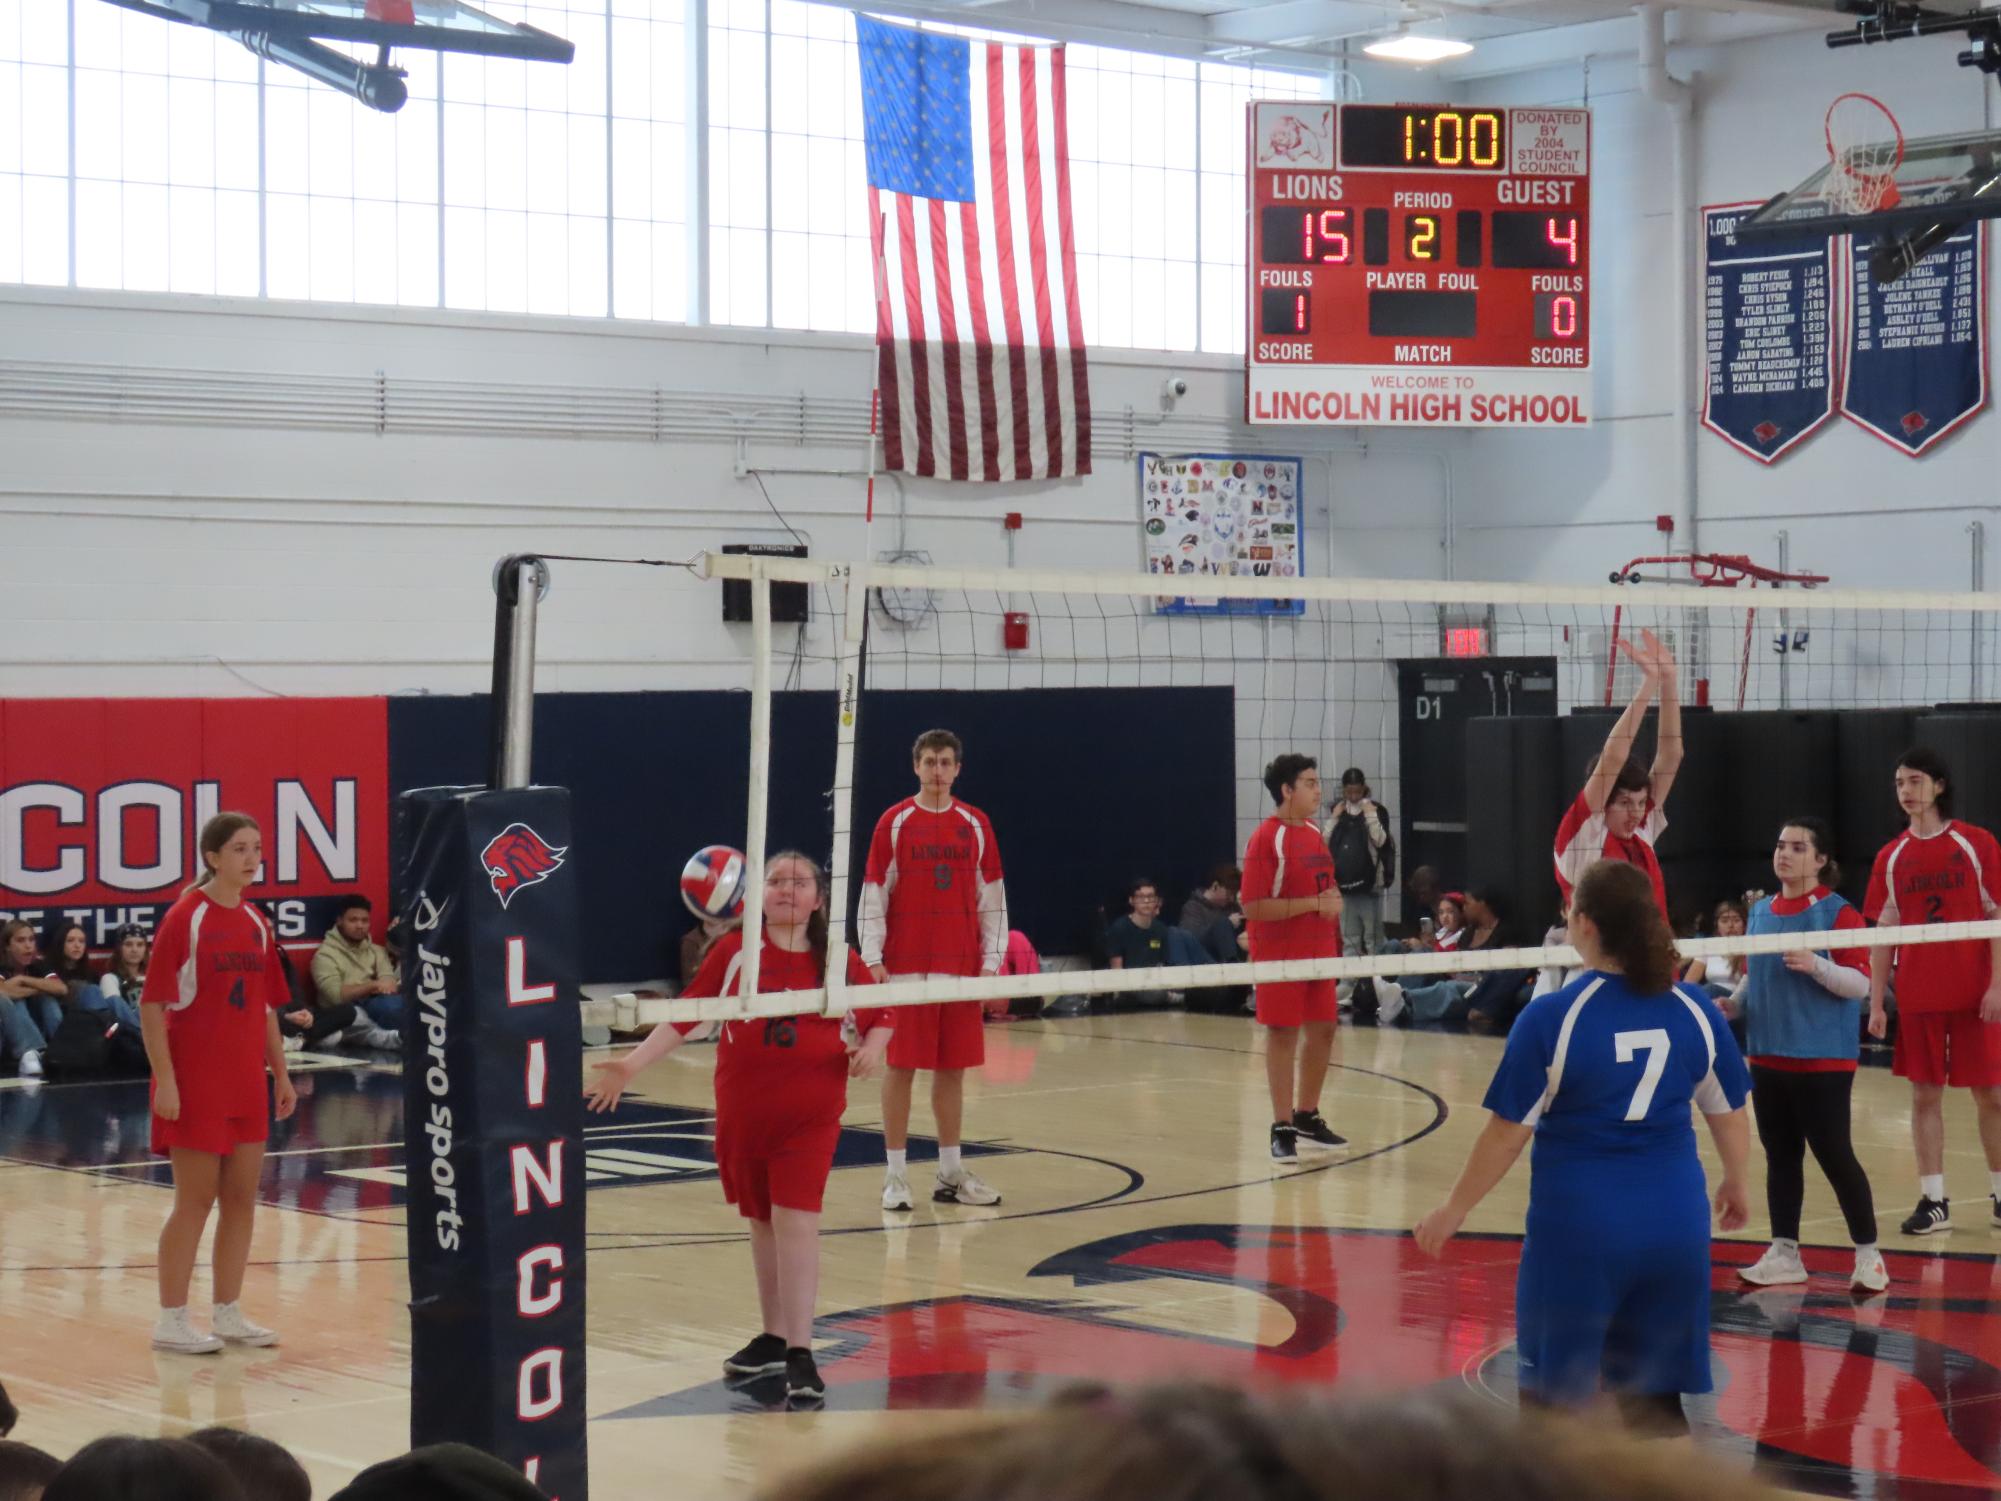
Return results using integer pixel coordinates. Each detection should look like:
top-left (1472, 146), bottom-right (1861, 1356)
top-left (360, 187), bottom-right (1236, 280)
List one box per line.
top-left (485, 552), bottom-right (2001, 1029)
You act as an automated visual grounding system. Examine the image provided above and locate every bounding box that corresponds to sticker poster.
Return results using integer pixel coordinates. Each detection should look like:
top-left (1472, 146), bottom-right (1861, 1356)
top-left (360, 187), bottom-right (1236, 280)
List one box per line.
top-left (1842, 223), bottom-right (1987, 455)
top-left (1139, 452), bottom-right (1306, 616)
top-left (1700, 202), bottom-right (1836, 463)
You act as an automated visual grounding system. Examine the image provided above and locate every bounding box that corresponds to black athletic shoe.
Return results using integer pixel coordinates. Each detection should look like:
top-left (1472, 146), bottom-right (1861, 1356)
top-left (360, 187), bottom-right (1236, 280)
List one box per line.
top-left (785, 1348), bottom-right (825, 1403)
top-left (1270, 1123), bottom-right (1299, 1163)
top-left (723, 1332), bottom-right (787, 1377)
top-left (1292, 1110), bottom-right (1347, 1147)
top-left (1901, 1196), bottom-right (1951, 1235)
top-left (1991, 1194), bottom-right (2001, 1231)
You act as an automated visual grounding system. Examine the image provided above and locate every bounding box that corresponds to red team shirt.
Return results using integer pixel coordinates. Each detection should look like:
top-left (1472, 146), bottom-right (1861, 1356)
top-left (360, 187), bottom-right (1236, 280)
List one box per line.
top-left (142, 889), bottom-right (289, 1150)
top-left (678, 931), bottom-right (891, 1217)
top-left (859, 797), bottom-right (1006, 976)
top-left (1865, 821), bottom-right (2001, 1013)
top-left (1553, 790), bottom-right (1669, 918)
top-left (1242, 817), bottom-right (1342, 963)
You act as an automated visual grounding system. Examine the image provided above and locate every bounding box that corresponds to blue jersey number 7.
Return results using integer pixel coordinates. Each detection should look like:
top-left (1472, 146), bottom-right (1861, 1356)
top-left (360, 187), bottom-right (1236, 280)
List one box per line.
top-left (1614, 1028), bottom-right (1671, 1120)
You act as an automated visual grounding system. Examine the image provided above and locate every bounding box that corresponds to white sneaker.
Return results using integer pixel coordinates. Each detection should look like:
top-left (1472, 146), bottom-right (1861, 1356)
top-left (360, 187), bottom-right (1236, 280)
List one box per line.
top-left (17, 1050), bottom-right (41, 1079)
top-left (320, 1030), bottom-right (345, 1049)
top-left (360, 1025), bottom-right (402, 1051)
top-left (281, 1034), bottom-right (305, 1054)
top-left (152, 1307), bottom-right (222, 1354)
top-left (934, 1169), bottom-right (1001, 1206)
top-left (211, 1302), bottom-right (279, 1346)
top-left (1738, 1244), bottom-right (1808, 1286)
top-left (1375, 981), bottom-right (1406, 1026)
top-left (1852, 1251), bottom-right (1890, 1294)
top-left (882, 1171), bottom-right (913, 1211)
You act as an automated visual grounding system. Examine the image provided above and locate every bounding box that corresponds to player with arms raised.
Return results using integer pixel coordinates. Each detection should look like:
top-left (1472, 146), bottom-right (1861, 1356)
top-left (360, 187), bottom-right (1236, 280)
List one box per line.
top-left (1554, 629), bottom-right (1683, 918)
top-left (1242, 753), bottom-right (1345, 1163)
top-left (863, 729), bottom-right (1007, 1211)
top-left (1864, 748), bottom-right (2001, 1236)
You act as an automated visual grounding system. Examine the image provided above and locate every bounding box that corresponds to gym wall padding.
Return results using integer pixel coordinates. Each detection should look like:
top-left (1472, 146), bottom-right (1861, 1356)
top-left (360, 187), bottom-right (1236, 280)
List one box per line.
top-left (387, 686), bottom-right (1234, 980)
top-left (1468, 706), bottom-right (2000, 932)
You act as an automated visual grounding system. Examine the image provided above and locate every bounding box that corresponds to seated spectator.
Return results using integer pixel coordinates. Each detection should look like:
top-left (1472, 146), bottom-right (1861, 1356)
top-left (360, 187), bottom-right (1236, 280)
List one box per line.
top-left (0, 923), bottom-right (64, 1047)
top-left (92, 924), bottom-right (151, 1030)
top-left (1399, 864), bottom-right (1442, 940)
top-left (0, 1440), bottom-right (60, 1501)
top-left (43, 921), bottom-right (141, 1032)
top-left (43, 1437), bottom-right (245, 1501)
top-left (680, 916), bottom-right (740, 992)
top-left (1177, 865), bottom-right (1247, 964)
top-left (753, 1382), bottom-right (1784, 1501)
top-left (991, 929), bottom-right (1042, 1020)
top-left (310, 896), bottom-right (402, 1050)
top-left (330, 1442), bottom-right (547, 1501)
top-left (1404, 892), bottom-right (1465, 952)
top-left (271, 917), bottom-right (372, 1054)
top-left (186, 1428), bottom-right (310, 1501)
top-left (1104, 879), bottom-right (1173, 1008)
top-left (1379, 887), bottom-right (1531, 1029)
top-left (1682, 899), bottom-right (1747, 995)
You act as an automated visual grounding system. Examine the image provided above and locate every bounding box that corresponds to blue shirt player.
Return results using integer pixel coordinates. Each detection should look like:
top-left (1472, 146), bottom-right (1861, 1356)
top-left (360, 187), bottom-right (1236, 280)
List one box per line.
top-left (1416, 859), bottom-right (1753, 1435)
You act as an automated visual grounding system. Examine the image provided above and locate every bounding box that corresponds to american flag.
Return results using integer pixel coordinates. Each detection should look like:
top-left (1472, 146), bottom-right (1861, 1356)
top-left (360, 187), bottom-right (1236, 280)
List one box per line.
top-left (857, 16), bottom-right (1092, 481)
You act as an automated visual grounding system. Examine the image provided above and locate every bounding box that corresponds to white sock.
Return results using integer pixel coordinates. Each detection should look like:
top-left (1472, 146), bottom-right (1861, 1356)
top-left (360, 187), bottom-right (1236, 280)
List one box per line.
top-left (1989, 1170), bottom-right (2001, 1199)
top-left (885, 1150), bottom-right (907, 1178)
top-left (938, 1145), bottom-right (963, 1177)
top-left (214, 1301), bottom-right (237, 1315)
top-left (1855, 1243), bottom-right (1884, 1267)
top-left (1922, 1174), bottom-right (1947, 1201)
top-left (1773, 1238), bottom-right (1799, 1254)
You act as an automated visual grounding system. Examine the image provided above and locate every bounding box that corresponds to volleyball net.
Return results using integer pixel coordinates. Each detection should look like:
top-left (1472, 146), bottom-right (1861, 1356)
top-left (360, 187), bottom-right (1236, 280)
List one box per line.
top-left (507, 551), bottom-right (2001, 1027)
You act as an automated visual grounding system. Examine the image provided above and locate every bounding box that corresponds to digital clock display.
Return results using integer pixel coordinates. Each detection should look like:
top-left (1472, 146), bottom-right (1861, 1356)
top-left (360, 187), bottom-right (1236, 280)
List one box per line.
top-left (1247, 101), bottom-right (1593, 429)
top-left (1341, 106), bottom-right (1506, 171)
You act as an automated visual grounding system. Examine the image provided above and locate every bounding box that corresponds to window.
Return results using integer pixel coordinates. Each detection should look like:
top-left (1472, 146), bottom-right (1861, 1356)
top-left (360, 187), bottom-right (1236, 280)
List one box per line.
top-left (1, 0), bottom-right (1322, 347)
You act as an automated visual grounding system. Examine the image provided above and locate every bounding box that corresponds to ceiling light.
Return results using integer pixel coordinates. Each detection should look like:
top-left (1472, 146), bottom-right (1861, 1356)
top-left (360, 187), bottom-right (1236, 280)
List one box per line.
top-left (1363, 32), bottom-right (1473, 61)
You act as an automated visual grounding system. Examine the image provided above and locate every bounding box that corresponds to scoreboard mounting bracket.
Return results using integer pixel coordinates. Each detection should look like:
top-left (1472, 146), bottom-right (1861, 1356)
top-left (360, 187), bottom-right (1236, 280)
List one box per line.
top-left (1246, 102), bottom-right (1593, 430)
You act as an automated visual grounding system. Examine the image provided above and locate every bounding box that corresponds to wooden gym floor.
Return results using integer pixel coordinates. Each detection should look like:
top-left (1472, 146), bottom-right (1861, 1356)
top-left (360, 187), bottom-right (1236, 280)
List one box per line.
top-left (2, 1011), bottom-right (1997, 1500)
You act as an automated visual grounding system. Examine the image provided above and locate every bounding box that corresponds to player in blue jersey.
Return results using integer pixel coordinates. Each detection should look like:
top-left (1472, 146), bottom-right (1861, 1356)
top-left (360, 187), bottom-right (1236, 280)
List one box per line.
top-left (1416, 858), bottom-right (1752, 1435)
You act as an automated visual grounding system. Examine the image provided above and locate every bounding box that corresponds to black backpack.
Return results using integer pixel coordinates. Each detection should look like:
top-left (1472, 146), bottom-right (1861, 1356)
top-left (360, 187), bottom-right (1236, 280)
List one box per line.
top-left (44, 1012), bottom-right (150, 1079)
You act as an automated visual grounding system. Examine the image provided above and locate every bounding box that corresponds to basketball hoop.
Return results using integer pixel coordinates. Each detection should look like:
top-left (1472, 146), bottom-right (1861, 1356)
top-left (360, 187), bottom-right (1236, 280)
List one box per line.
top-left (1824, 92), bottom-right (1905, 215)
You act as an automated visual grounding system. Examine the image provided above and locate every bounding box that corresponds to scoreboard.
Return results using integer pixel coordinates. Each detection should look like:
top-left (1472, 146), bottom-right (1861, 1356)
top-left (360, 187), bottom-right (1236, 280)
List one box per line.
top-left (1246, 102), bottom-right (1593, 429)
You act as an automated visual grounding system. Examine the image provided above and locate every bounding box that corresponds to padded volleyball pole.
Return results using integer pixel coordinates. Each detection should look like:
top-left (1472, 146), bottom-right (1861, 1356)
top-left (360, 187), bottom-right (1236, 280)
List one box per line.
top-left (397, 554), bottom-right (589, 1500)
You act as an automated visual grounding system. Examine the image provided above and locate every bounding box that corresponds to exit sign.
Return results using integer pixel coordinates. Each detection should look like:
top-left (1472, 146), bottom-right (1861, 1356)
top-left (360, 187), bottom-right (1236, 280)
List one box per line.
top-left (1444, 626), bottom-right (1490, 658)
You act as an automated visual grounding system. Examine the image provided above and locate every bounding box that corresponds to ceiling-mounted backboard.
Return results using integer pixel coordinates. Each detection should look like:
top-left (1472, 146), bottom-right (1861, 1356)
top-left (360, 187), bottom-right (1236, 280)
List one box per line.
top-left (100, 0), bottom-right (575, 111)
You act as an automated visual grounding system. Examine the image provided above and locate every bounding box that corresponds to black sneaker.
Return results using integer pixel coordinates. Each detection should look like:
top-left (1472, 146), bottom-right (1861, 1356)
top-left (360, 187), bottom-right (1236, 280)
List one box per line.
top-left (785, 1348), bottom-right (825, 1403)
top-left (1901, 1196), bottom-right (1951, 1235)
top-left (1991, 1194), bottom-right (2001, 1230)
top-left (722, 1332), bottom-right (787, 1377)
top-left (1292, 1110), bottom-right (1347, 1147)
top-left (1270, 1123), bottom-right (1299, 1163)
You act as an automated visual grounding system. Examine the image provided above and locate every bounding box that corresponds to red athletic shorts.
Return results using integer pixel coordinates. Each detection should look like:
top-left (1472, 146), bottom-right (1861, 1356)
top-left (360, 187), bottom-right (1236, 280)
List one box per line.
top-left (1255, 979), bottom-right (1339, 1028)
top-left (1894, 1010), bottom-right (2001, 1088)
top-left (885, 999), bottom-right (985, 1072)
top-left (712, 1058), bottom-right (849, 1219)
top-left (716, 1120), bottom-right (842, 1219)
top-left (151, 1111), bottom-right (267, 1158)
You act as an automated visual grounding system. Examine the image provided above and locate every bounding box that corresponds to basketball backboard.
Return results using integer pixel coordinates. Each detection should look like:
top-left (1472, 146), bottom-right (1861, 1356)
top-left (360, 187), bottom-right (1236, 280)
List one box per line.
top-left (101, 1), bottom-right (575, 111)
top-left (1734, 125), bottom-right (2001, 279)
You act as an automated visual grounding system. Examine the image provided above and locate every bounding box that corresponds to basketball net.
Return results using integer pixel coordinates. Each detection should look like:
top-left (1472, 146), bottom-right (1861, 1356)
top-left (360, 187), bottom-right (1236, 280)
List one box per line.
top-left (1825, 92), bottom-right (1904, 215)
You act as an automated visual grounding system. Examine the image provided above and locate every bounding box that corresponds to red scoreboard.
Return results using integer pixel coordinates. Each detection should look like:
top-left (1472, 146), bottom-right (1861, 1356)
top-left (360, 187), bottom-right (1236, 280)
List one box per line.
top-left (1246, 102), bottom-right (1592, 429)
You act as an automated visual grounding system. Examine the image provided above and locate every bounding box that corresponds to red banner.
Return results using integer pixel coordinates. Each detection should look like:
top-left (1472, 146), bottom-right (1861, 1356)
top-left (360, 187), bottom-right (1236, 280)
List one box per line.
top-left (0, 698), bottom-right (390, 948)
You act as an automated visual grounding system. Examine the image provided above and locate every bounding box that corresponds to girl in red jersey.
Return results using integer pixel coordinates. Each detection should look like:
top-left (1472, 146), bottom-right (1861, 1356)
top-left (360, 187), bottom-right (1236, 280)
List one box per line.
top-left (142, 813), bottom-right (298, 1355)
top-left (1865, 748), bottom-right (2001, 1237)
top-left (586, 851), bottom-right (893, 1403)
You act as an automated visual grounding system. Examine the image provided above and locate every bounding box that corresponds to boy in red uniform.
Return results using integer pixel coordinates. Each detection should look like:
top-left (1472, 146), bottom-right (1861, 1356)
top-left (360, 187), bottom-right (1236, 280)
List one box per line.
top-left (1242, 753), bottom-right (1345, 1163)
top-left (860, 729), bottom-right (1007, 1211)
top-left (142, 813), bottom-right (298, 1355)
top-left (588, 851), bottom-right (893, 1402)
top-left (1864, 748), bottom-right (2001, 1236)
top-left (1553, 629), bottom-right (1683, 919)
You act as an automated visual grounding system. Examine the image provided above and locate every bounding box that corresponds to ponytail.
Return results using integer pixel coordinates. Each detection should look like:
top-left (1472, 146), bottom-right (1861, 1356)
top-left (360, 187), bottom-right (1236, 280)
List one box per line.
top-left (1572, 860), bottom-right (1678, 993)
top-left (188, 811), bottom-right (260, 894)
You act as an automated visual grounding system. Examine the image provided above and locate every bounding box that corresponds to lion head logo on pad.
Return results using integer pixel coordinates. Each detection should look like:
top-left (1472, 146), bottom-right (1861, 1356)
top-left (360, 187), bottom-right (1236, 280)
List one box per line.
top-left (480, 823), bottom-right (568, 909)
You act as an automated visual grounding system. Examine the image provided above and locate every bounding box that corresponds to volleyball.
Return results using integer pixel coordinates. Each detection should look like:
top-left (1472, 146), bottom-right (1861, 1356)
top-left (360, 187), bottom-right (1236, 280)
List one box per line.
top-left (680, 844), bottom-right (747, 920)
